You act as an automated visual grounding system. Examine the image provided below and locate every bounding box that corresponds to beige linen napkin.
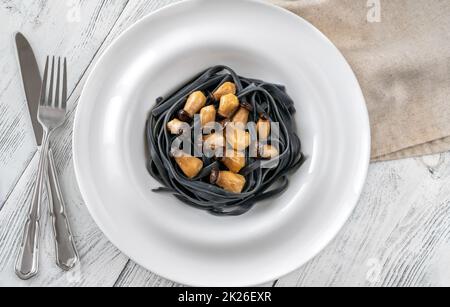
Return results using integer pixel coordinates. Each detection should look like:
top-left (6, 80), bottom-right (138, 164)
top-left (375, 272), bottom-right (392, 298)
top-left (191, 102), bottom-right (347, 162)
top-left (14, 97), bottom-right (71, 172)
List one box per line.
top-left (271, 0), bottom-right (450, 161)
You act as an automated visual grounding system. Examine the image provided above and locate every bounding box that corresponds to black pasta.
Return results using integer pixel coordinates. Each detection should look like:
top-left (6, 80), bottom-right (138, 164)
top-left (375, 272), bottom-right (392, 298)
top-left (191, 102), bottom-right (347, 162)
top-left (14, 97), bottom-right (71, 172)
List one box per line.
top-left (146, 66), bottom-right (305, 216)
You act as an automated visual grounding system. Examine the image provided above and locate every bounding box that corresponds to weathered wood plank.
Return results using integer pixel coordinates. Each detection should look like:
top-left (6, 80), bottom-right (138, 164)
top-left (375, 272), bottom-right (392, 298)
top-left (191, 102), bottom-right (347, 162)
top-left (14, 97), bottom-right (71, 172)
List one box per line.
top-left (0, 0), bottom-right (132, 286)
top-left (0, 0), bottom-right (129, 207)
top-left (113, 261), bottom-right (181, 287)
top-left (276, 154), bottom-right (450, 287)
top-left (0, 154), bottom-right (129, 286)
top-left (113, 260), bottom-right (276, 287)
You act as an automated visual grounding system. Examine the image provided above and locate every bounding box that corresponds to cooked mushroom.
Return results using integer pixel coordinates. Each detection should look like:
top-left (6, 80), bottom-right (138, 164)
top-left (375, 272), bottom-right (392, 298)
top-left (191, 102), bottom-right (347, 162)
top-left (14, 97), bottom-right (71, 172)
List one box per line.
top-left (257, 116), bottom-right (271, 140)
top-left (172, 150), bottom-right (203, 179)
top-left (178, 91), bottom-right (207, 121)
top-left (167, 118), bottom-right (187, 135)
top-left (200, 105), bottom-right (216, 128)
top-left (226, 125), bottom-right (250, 151)
top-left (213, 82), bottom-right (236, 101)
top-left (218, 93), bottom-right (240, 118)
top-left (259, 145), bottom-right (279, 159)
top-left (204, 133), bottom-right (225, 151)
top-left (232, 102), bottom-right (253, 125)
top-left (222, 150), bottom-right (246, 173)
top-left (210, 170), bottom-right (246, 194)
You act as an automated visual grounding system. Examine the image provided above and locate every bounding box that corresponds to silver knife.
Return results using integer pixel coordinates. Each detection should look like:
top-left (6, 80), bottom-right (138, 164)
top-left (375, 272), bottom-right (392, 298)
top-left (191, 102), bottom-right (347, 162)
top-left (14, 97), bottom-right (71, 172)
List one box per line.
top-left (15, 33), bottom-right (79, 276)
top-left (15, 32), bottom-right (43, 144)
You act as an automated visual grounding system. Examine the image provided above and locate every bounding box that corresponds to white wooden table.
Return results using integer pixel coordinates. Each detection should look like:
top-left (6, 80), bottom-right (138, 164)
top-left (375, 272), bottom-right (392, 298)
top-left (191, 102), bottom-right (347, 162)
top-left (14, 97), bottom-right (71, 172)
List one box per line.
top-left (1, 0), bottom-right (449, 287)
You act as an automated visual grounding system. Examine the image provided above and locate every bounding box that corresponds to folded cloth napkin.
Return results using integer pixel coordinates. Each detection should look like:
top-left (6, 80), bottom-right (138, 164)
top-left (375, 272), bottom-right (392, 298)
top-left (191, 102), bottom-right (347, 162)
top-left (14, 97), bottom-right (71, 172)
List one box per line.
top-left (271, 0), bottom-right (450, 161)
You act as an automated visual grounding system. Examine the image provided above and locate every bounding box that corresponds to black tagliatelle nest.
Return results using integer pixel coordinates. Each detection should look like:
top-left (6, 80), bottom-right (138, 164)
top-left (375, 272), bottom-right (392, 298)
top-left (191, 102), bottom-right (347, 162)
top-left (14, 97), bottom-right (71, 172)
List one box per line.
top-left (146, 66), bottom-right (305, 216)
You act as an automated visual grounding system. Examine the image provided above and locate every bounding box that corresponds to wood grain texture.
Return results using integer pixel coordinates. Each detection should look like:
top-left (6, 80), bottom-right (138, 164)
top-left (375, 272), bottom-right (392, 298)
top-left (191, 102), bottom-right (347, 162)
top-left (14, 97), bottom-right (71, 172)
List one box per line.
top-left (113, 260), bottom-right (276, 287)
top-left (113, 261), bottom-right (182, 287)
top-left (0, 0), bottom-right (130, 207)
top-left (0, 0), bottom-right (132, 286)
top-left (276, 154), bottom-right (450, 287)
top-left (1, 0), bottom-right (449, 287)
top-left (0, 155), bottom-right (129, 286)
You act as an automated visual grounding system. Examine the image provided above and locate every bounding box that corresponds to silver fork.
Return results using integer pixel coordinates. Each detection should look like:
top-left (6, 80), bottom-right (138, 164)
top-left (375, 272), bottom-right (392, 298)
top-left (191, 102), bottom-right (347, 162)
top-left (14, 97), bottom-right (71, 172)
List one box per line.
top-left (15, 56), bottom-right (74, 279)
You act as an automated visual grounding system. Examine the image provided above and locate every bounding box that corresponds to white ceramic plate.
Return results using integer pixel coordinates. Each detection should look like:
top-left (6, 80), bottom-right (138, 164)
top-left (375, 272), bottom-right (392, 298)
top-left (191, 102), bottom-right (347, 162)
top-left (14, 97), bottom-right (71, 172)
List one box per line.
top-left (74, 0), bottom-right (370, 286)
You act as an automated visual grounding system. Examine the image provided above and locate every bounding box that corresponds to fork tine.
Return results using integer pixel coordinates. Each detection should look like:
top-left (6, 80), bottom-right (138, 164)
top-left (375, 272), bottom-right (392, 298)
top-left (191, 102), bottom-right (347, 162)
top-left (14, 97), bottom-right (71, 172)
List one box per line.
top-left (40, 56), bottom-right (49, 106)
top-left (62, 58), bottom-right (68, 110)
top-left (55, 57), bottom-right (61, 108)
top-left (48, 56), bottom-right (55, 106)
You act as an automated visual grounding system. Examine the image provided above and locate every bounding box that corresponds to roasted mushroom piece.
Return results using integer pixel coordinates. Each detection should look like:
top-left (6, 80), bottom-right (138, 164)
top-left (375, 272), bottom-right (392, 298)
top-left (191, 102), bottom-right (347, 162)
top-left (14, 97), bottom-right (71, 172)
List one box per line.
top-left (204, 133), bottom-right (225, 151)
top-left (257, 115), bottom-right (271, 141)
top-left (259, 145), bottom-right (279, 159)
top-left (218, 93), bottom-right (240, 118)
top-left (167, 118), bottom-right (187, 135)
top-left (226, 124), bottom-right (250, 151)
top-left (178, 91), bottom-right (207, 122)
top-left (232, 102), bottom-right (253, 125)
top-left (213, 82), bottom-right (236, 101)
top-left (222, 150), bottom-right (246, 173)
top-left (210, 169), bottom-right (246, 194)
top-left (172, 150), bottom-right (204, 179)
top-left (200, 105), bottom-right (217, 128)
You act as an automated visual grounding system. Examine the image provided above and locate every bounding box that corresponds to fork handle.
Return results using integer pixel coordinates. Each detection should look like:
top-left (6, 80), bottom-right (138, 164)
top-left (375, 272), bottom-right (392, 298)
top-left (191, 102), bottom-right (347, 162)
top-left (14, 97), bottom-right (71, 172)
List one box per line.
top-left (47, 148), bottom-right (79, 271)
top-left (15, 133), bottom-right (49, 280)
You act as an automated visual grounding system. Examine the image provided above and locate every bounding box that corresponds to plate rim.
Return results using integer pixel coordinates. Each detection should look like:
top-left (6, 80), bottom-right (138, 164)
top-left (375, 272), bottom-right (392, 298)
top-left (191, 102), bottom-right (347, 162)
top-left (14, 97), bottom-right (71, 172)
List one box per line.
top-left (73, 0), bottom-right (371, 286)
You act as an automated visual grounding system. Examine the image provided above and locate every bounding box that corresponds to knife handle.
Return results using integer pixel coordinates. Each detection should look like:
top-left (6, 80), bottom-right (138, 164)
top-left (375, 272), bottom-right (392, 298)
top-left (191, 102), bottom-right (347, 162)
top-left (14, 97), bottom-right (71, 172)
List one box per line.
top-left (47, 148), bottom-right (79, 271)
top-left (15, 135), bottom-right (49, 280)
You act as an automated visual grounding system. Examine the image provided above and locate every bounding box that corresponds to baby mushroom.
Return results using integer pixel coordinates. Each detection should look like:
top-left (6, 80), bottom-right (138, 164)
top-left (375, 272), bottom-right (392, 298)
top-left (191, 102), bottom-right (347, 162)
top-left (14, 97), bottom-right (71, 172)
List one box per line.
top-left (218, 94), bottom-right (240, 118)
top-left (222, 150), bottom-right (246, 173)
top-left (259, 145), bottom-right (279, 159)
top-left (204, 133), bottom-right (225, 151)
top-left (200, 105), bottom-right (217, 128)
top-left (232, 102), bottom-right (253, 125)
top-left (172, 150), bottom-right (203, 179)
top-left (210, 169), bottom-right (246, 194)
top-left (213, 82), bottom-right (236, 101)
top-left (178, 91), bottom-right (207, 121)
top-left (226, 125), bottom-right (250, 151)
top-left (257, 115), bottom-right (271, 140)
top-left (167, 118), bottom-right (187, 135)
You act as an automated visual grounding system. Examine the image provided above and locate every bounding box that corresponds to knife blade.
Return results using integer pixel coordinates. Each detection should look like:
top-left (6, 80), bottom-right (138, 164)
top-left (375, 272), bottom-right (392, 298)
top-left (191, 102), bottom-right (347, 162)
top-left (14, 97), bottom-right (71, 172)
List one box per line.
top-left (15, 32), bottom-right (43, 145)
